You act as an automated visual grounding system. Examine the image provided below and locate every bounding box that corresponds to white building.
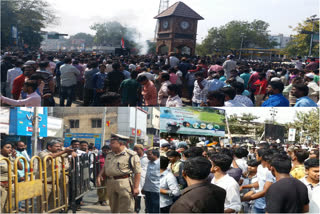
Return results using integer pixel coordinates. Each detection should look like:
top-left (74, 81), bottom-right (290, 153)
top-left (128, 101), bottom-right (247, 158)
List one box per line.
top-left (146, 107), bottom-right (160, 146)
top-left (41, 32), bottom-right (67, 51)
top-left (270, 34), bottom-right (292, 49)
top-left (117, 107), bottom-right (148, 145)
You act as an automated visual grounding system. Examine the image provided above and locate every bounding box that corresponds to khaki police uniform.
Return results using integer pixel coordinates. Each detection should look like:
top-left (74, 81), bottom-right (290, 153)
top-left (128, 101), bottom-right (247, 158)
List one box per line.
top-left (104, 148), bottom-right (141, 213)
top-left (38, 149), bottom-right (62, 210)
top-left (0, 154), bottom-right (15, 213)
top-left (97, 178), bottom-right (108, 202)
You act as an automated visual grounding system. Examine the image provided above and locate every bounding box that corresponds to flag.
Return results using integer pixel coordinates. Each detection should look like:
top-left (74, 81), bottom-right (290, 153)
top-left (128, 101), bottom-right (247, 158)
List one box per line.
top-left (121, 38), bottom-right (125, 49)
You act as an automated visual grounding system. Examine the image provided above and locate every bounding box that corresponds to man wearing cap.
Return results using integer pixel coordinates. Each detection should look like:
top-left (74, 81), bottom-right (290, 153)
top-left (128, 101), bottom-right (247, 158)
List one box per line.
top-left (160, 143), bottom-right (170, 157)
top-left (223, 55), bottom-right (237, 79)
top-left (305, 73), bottom-right (319, 103)
top-left (96, 134), bottom-right (141, 213)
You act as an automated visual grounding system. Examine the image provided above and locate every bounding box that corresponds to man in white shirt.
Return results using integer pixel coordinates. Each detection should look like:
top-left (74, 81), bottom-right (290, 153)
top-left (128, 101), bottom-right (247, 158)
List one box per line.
top-left (231, 82), bottom-right (254, 107)
top-left (305, 73), bottom-right (319, 103)
top-left (233, 147), bottom-right (248, 175)
top-left (220, 87), bottom-right (245, 107)
top-left (137, 68), bottom-right (155, 81)
top-left (223, 55), bottom-right (237, 79)
top-left (0, 80), bottom-right (41, 107)
top-left (210, 154), bottom-right (241, 213)
top-left (105, 59), bottom-right (113, 73)
top-left (158, 73), bottom-right (171, 106)
top-left (6, 60), bottom-right (23, 98)
top-left (60, 58), bottom-right (80, 106)
top-left (192, 72), bottom-right (208, 106)
top-left (166, 84), bottom-right (183, 107)
top-left (292, 57), bottom-right (303, 71)
top-left (300, 158), bottom-right (320, 213)
top-left (166, 53), bottom-right (179, 68)
top-left (160, 156), bottom-right (180, 213)
top-left (241, 148), bottom-right (275, 213)
top-left (133, 144), bottom-right (149, 213)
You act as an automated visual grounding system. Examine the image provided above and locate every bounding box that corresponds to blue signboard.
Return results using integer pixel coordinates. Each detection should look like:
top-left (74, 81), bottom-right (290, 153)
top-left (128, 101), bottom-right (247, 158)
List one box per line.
top-left (64, 133), bottom-right (102, 150)
top-left (9, 107), bottom-right (48, 137)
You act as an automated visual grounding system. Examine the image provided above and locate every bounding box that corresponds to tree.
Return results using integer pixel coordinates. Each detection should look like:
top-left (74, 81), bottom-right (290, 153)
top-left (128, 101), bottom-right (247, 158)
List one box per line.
top-left (67, 33), bottom-right (94, 49)
top-left (146, 40), bottom-right (156, 55)
top-left (285, 109), bottom-right (319, 143)
top-left (1, 0), bottom-right (57, 49)
top-left (90, 21), bottom-right (140, 53)
top-left (228, 113), bottom-right (262, 138)
top-left (284, 19), bottom-right (320, 57)
top-left (196, 20), bottom-right (277, 56)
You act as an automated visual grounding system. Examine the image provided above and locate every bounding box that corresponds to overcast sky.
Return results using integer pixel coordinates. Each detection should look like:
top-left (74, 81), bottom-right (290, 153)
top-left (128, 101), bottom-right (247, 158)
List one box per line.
top-left (221, 107), bottom-right (317, 124)
top-left (44, 0), bottom-right (319, 44)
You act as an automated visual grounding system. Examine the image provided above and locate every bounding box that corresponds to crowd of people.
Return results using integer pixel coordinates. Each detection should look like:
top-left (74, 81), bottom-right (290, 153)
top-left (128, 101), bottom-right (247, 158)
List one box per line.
top-left (1, 51), bottom-right (319, 107)
top-left (1, 131), bottom-right (319, 213)
top-left (159, 136), bottom-right (319, 213)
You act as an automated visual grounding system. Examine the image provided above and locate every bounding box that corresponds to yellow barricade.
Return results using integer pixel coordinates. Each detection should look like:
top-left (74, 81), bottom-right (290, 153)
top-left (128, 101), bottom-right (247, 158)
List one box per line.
top-left (0, 155), bottom-right (69, 213)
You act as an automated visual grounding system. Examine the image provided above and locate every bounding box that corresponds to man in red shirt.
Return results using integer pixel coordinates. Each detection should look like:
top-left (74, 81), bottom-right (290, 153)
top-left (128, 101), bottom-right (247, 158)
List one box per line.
top-left (188, 59), bottom-right (208, 78)
top-left (253, 72), bottom-right (268, 106)
top-left (11, 64), bottom-right (36, 100)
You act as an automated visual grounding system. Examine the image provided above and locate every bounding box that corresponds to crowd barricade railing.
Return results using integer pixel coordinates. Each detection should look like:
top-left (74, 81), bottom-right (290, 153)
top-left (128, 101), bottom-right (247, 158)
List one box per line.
top-left (43, 155), bottom-right (68, 213)
top-left (14, 156), bottom-right (44, 213)
top-left (1, 153), bottom-right (103, 213)
top-left (69, 152), bottom-right (102, 213)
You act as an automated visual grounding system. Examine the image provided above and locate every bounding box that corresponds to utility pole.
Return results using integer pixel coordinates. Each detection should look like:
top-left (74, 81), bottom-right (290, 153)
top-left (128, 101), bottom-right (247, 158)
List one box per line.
top-left (134, 107), bottom-right (138, 145)
top-left (31, 107), bottom-right (39, 156)
top-left (101, 107), bottom-right (107, 146)
top-left (225, 112), bottom-right (232, 145)
top-left (269, 108), bottom-right (278, 124)
top-left (307, 15), bottom-right (319, 57)
top-left (154, 0), bottom-right (170, 41)
top-left (239, 33), bottom-right (245, 60)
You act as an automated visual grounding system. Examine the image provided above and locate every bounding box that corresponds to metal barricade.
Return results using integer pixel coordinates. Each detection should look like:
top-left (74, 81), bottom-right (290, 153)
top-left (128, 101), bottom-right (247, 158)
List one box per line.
top-left (42, 156), bottom-right (68, 213)
top-left (69, 152), bottom-right (101, 213)
top-left (1, 153), bottom-right (104, 213)
top-left (1, 155), bottom-right (70, 213)
top-left (14, 156), bottom-right (44, 213)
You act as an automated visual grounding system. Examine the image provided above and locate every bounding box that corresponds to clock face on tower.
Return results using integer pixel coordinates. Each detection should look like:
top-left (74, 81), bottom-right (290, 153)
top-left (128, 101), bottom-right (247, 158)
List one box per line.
top-left (180, 21), bottom-right (190, 30)
top-left (162, 20), bottom-right (169, 29)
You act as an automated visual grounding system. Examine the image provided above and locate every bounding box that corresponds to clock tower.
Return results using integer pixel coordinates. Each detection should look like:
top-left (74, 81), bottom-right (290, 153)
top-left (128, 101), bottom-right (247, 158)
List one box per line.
top-left (154, 1), bottom-right (204, 56)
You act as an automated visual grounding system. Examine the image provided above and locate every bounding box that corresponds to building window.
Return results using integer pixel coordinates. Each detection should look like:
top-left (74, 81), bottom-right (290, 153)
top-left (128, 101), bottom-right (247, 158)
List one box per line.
top-left (69, 120), bottom-right (79, 128)
top-left (92, 119), bottom-right (102, 128)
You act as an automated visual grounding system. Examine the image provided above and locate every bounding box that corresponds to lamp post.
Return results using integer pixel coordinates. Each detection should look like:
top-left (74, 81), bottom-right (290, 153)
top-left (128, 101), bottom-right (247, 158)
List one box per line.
top-left (307, 15), bottom-right (319, 57)
top-left (239, 33), bottom-right (245, 60)
top-left (269, 108), bottom-right (278, 124)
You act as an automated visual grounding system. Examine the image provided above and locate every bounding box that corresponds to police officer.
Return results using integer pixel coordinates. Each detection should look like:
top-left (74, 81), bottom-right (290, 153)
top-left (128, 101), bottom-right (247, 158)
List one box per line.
top-left (38, 139), bottom-right (74, 210)
top-left (0, 141), bottom-right (23, 212)
top-left (97, 134), bottom-right (141, 213)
